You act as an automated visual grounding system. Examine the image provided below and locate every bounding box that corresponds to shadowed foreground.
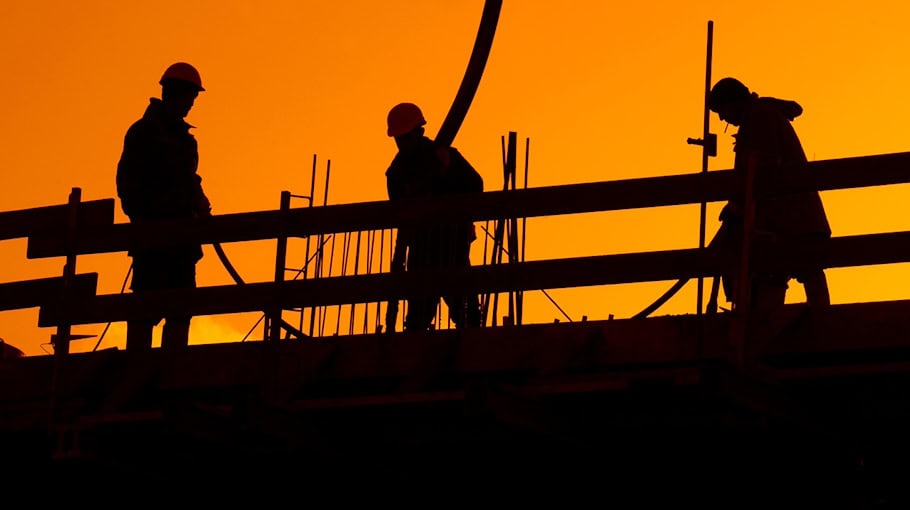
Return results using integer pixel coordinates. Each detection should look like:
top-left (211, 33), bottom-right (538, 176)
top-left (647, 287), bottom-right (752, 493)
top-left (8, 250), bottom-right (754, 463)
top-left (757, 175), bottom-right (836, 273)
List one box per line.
top-left (4, 304), bottom-right (910, 507)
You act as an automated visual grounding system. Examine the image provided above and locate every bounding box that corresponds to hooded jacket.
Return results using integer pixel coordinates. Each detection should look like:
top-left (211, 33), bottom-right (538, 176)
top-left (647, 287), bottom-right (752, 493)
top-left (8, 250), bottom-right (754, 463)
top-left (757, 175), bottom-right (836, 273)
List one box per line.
top-left (730, 95), bottom-right (831, 238)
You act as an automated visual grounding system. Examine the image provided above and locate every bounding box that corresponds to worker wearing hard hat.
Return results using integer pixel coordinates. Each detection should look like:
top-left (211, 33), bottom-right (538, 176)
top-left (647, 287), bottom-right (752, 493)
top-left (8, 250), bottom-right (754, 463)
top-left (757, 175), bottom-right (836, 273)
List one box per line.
top-left (115, 62), bottom-right (212, 351)
top-left (708, 77), bottom-right (831, 316)
top-left (384, 102), bottom-right (484, 333)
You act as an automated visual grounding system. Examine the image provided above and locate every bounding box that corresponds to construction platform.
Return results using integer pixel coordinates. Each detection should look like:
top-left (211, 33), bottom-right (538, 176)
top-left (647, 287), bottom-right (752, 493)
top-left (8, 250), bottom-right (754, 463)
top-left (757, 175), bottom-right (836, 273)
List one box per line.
top-left (3, 301), bottom-right (910, 506)
top-left (3, 152), bottom-right (910, 505)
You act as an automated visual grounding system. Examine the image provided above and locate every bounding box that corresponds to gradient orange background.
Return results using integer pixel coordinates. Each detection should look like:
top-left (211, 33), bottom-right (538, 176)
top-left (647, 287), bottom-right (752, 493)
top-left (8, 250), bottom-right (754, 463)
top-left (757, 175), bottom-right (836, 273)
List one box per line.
top-left (2, 1), bottom-right (910, 356)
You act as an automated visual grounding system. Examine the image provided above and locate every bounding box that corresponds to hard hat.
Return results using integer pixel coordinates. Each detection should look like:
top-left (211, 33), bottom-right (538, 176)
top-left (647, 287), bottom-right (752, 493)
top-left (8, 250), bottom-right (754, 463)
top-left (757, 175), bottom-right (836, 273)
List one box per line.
top-left (387, 102), bottom-right (426, 137)
top-left (708, 77), bottom-right (749, 111)
top-left (159, 62), bottom-right (205, 91)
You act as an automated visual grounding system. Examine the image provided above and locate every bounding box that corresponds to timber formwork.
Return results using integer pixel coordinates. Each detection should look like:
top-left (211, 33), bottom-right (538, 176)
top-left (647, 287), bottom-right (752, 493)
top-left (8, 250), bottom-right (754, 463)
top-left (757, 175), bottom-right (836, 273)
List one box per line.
top-left (4, 303), bottom-right (910, 504)
top-left (3, 153), bottom-right (910, 504)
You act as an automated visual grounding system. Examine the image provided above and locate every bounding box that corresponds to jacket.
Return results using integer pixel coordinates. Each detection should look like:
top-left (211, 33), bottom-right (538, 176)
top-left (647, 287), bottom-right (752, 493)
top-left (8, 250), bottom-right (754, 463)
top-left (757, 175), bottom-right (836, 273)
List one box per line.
top-left (728, 96), bottom-right (830, 239)
top-left (385, 136), bottom-right (483, 268)
top-left (116, 98), bottom-right (211, 260)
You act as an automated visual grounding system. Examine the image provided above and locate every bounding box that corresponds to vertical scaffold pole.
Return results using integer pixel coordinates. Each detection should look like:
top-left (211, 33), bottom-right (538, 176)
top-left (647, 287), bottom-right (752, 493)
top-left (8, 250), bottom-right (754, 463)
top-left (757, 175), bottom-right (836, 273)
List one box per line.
top-left (505, 132), bottom-right (518, 325)
top-left (54, 186), bottom-right (81, 357)
top-left (695, 20), bottom-right (716, 316)
top-left (268, 190), bottom-right (291, 342)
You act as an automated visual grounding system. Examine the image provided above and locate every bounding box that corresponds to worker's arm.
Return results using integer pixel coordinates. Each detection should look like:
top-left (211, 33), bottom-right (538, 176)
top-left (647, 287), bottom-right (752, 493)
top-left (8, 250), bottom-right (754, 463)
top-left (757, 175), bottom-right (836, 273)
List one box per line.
top-left (116, 123), bottom-right (157, 219)
top-left (192, 174), bottom-right (212, 217)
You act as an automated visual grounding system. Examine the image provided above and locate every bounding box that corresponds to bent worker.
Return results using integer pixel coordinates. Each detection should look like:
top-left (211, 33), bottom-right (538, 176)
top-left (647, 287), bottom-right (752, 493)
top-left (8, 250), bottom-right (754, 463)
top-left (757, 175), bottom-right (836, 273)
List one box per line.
top-left (116, 62), bottom-right (212, 350)
top-left (708, 77), bottom-right (831, 315)
top-left (384, 102), bottom-right (484, 332)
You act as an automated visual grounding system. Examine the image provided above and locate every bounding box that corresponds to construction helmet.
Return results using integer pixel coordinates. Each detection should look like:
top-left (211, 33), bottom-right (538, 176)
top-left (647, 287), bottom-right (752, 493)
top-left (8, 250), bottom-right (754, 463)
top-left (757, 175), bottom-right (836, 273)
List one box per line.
top-left (708, 77), bottom-right (749, 112)
top-left (387, 102), bottom-right (426, 137)
top-left (159, 62), bottom-right (205, 91)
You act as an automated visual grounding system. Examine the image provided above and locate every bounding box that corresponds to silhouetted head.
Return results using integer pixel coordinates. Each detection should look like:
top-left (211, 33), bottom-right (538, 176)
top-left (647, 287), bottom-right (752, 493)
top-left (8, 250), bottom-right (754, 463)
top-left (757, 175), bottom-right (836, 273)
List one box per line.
top-left (387, 102), bottom-right (427, 151)
top-left (159, 62), bottom-right (204, 120)
top-left (708, 77), bottom-right (751, 126)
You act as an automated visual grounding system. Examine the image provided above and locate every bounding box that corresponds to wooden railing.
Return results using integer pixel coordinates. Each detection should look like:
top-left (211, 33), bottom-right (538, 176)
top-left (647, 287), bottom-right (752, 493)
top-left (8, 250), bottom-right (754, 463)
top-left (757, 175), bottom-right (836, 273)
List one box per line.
top-left (0, 197), bottom-right (110, 312)
top-left (6, 152), bottom-right (910, 354)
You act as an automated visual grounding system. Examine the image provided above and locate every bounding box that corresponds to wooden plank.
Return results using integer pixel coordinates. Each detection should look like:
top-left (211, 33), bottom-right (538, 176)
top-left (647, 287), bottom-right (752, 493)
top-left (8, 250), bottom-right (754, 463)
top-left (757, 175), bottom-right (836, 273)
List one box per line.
top-left (13, 299), bottom-right (910, 399)
top-left (0, 199), bottom-right (114, 241)
top-left (36, 246), bottom-right (729, 326)
top-left (8, 313), bottom-right (728, 399)
top-left (0, 273), bottom-right (98, 312)
top-left (36, 230), bottom-right (910, 327)
top-left (27, 152), bottom-right (910, 258)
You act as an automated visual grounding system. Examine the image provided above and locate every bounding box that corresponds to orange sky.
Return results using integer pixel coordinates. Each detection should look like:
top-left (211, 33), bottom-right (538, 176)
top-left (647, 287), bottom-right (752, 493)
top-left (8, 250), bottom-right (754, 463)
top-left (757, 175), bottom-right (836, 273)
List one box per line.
top-left (3, 1), bottom-right (910, 356)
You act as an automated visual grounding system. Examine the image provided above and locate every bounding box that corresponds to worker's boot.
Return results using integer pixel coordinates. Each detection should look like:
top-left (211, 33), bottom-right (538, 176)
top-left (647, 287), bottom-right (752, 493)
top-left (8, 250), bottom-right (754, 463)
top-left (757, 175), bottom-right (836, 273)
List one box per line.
top-left (125, 321), bottom-right (154, 351)
top-left (161, 320), bottom-right (190, 351)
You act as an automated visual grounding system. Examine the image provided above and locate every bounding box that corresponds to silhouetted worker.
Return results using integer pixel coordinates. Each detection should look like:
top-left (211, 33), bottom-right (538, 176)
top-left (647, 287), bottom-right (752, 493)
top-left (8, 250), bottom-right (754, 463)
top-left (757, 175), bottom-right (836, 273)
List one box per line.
top-left (116, 62), bottom-right (212, 350)
top-left (708, 77), bottom-right (831, 315)
top-left (384, 102), bottom-right (483, 332)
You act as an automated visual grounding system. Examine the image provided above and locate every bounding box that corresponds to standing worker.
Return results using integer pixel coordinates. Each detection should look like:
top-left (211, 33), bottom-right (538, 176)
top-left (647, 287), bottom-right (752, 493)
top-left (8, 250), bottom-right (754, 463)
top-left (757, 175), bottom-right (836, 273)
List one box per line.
top-left (116, 62), bottom-right (212, 350)
top-left (708, 77), bottom-right (831, 315)
top-left (384, 102), bottom-right (484, 332)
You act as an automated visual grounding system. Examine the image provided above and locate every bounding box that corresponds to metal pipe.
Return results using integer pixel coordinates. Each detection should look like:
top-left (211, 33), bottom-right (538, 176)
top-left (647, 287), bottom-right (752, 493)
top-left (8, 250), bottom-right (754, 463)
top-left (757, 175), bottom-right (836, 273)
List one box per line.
top-left (518, 136), bottom-right (530, 325)
top-left (349, 231), bottom-right (362, 335)
top-left (268, 191), bottom-right (291, 342)
top-left (335, 231), bottom-right (351, 336)
top-left (506, 132), bottom-right (518, 325)
top-left (697, 21), bottom-right (715, 316)
top-left (375, 228), bottom-right (385, 332)
top-left (360, 230), bottom-right (376, 334)
top-left (309, 160), bottom-right (331, 337)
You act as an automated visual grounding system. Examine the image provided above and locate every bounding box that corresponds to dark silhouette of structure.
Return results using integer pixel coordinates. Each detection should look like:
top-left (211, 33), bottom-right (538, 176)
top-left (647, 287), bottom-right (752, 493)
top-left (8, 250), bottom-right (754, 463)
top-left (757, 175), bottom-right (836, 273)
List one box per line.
top-left (3, 3), bottom-right (910, 505)
top-left (3, 152), bottom-right (910, 506)
top-left (116, 62), bottom-right (212, 351)
top-left (0, 338), bottom-right (23, 359)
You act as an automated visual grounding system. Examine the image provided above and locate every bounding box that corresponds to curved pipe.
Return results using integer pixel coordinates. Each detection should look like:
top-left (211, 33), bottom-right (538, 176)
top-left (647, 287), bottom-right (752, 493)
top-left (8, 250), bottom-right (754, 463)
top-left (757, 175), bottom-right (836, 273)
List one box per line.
top-left (435, 0), bottom-right (503, 148)
top-left (215, 2), bottom-right (503, 293)
top-left (214, 242), bottom-right (245, 285)
top-left (633, 226), bottom-right (726, 318)
top-left (632, 278), bottom-right (689, 320)
top-left (633, 274), bottom-right (725, 319)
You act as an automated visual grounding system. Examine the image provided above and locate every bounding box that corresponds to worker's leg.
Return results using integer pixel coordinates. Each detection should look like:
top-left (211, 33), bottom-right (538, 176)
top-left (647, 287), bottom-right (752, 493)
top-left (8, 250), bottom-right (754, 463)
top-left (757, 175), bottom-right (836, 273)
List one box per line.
top-left (443, 240), bottom-right (481, 328)
top-left (443, 293), bottom-right (481, 328)
top-left (799, 270), bottom-right (830, 307)
top-left (405, 297), bottom-right (437, 331)
top-left (126, 255), bottom-right (160, 351)
top-left (161, 318), bottom-right (191, 350)
top-left (159, 255), bottom-right (197, 351)
top-left (126, 321), bottom-right (155, 351)
top-left (403, 241), bottom-right (441, 332)
top-left (745, 276), bottom-right (788, 365)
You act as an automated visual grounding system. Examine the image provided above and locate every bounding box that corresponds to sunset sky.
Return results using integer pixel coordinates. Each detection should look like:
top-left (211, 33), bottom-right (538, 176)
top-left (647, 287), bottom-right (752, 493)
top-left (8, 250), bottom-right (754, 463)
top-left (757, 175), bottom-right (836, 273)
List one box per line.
top-left (2, 1), bottom-right (910, 356)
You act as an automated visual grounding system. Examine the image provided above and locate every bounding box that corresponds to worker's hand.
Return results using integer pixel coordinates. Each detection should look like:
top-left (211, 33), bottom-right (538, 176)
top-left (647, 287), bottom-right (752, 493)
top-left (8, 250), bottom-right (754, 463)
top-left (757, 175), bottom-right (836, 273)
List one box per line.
top-left (719, 202), bottom-right (742, 222)
top-left (195, 192), bottom-right (212, 217)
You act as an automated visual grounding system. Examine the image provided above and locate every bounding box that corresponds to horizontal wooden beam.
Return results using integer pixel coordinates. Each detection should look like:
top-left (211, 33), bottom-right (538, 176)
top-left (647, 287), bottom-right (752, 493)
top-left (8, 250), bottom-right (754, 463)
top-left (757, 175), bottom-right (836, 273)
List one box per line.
top-left (37, 230), bottom-right (910, 327)
top-left (0, 273), bottom-right (98, 312)
top-left (36, 247), bottom-right (727, 326)
top-left (0, 199), bottom-right (114, 242)
top-left (11, 299), bottom-right (910, 402)
top-left (27, 152), bottom-right (910, 258)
